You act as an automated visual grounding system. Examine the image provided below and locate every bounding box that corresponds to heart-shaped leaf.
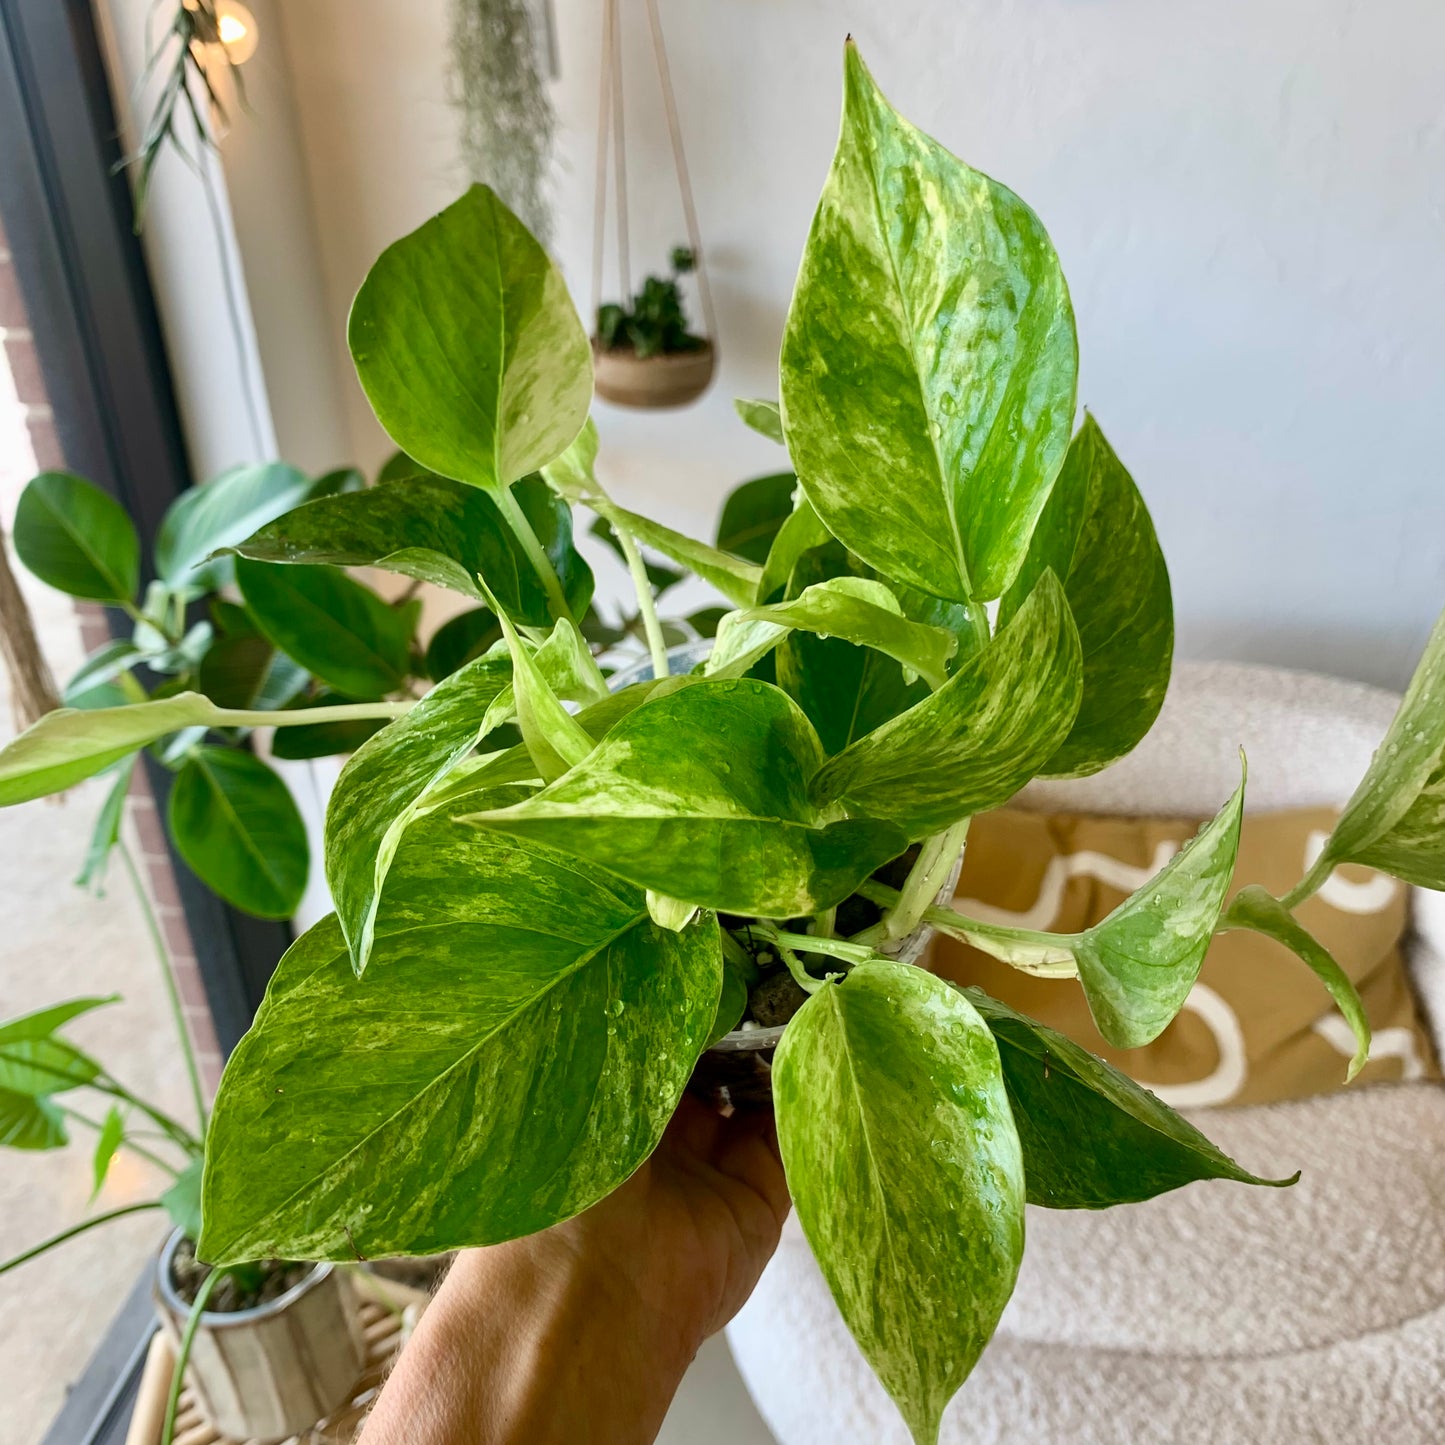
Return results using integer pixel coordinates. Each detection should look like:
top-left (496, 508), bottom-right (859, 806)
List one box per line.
top-left (707, 576), bottom-right (956, 690)
top-left (774, 961), bottom-right (1025, 1445)
top-left (999, 416), bottom-right (1172, 778)
top-left (781, 44), bottom-right (1076, 604)
top-left (169, 746), bottom-right (309, 919)
top-left (13, 472), bottom-right (140, 604)
top-left (349, 185), bottom-right (592, 496)
top-left (236, 558), bottom-right (414, 700)
top-left (1312, 606), bottom-right (1445, 890)
top-left (1220, 885), bottom-right (1371, 1080)
top-left (1074, 765), bottom-right (1246, 1048)
top-left (716, 472), bottom-right (800, 564)
top-left (199, 824), bottom-right (721, 1264)
top-left (734, 397), bottom-right (784, 444)
top-left (462, 678), bottom-right (907, 917)
top-left (811, 569), bottom-right (1081, 837)
top-left (155, 463), bottom-right (316, 590)
top-left (965, 987), bottom-right (1296, 1207)
top-left (327, 653), bottom-right (514, 974)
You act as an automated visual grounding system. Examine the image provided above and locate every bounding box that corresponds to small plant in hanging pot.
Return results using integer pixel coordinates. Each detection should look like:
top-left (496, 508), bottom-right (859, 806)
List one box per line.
top-left (594, 245), bottom-right (716, 408)
top-left (2, 42), bottom-right (1442, 1444)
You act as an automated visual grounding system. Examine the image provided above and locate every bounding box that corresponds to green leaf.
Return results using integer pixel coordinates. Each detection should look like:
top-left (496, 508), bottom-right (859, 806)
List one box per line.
top-left (349, 184), bottom-right (592, 495)
top-left (706, 964), bottom-right (750, 1047)
top-left (999, 416), bottom-right (1172, 778)
top-left (236, 558), bottom-right (414, 700)
top-left (425, 608), bottom-right (503, 680)
top-left (1074, 765), bottom-right (1246, 1048)
top-left (780, 44), bottom-right (1077, 604)
top-left (733, 397), bottom-right (785, 444)
top-left (310, 466), bottom-right (365, 498)
top-left (0, 1089), bottom-right (67, 1150)
top-left (376, 450), bottom-right (432, 486)
top-left (488, 610), bottom-right (597, 784)
top-left (1313, 606), bottom-right (1445, 889)
top-left (0, 997), bottom-right (112, 1098)
top-left (327, 653), bottom-right (514, 974)
top-left (811, 570), bottom-right (1081, 837)
top-left (707, 577), bottom-right (956, 690)
top-left (13, 472), bottom-right (140, 603)
top-left (155, 463), bottom-right (315, 589)
top-left (756, 494), bottom-right (830, 605)
top-left (268, 695), bottom-right (388, 761)
top-left (513, 475), bottom-right (597, 622)
top-left (463, 678), bottom-right (908, 917)
top-left (1221, 885), bottom-right (1371, 1081)
top-left (169, 746), bottom-right (309, 919)
top-left (199, 828), bottom-right (722, 1264)
top-left (0, 693), bottom-right (226, 805)
top-left (965, 988), bottom-right (1296, 1207)
top-left (162, 1157), bottom-right (204, 1240)
top-left (76, 755), bottom-right (135, 893)
top-left (774, 962), bottom-right (1024, 1445)
top-left (66, 641), bottom-right (144, 701)
top-left (90, 1106), bottom-right (125, 1200)
top-left (716, 472), bottom-right (800, 564)
top-left (596, 500), bottom-right (762, 609)
top-left (198, 634), bottom-right (284, 712)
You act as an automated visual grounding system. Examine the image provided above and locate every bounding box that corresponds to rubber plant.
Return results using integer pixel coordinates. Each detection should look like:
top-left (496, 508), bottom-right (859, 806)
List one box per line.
top-left (2, 45), bottom-right (1441, 1443)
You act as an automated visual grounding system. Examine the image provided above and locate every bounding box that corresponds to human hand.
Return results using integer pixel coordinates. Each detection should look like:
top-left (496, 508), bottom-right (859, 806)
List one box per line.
top-left (361, 1097), bottom-right (789, 1445)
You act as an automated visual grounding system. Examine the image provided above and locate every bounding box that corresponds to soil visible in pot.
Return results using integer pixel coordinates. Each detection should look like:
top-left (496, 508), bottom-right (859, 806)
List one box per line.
top-left (169, 1237), bottom-right (312, 1313)
top-left (721, 844), bottom-right (923, 1033)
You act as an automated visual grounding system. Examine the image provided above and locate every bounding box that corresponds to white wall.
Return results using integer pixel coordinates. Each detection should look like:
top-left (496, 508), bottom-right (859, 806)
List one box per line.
top-left (263, 1), bottom-right (1445, 688)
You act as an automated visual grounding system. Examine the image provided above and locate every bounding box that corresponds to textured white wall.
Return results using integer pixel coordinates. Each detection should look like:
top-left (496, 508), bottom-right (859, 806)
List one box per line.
top-left (268, 0), bottom-right (1445, 689)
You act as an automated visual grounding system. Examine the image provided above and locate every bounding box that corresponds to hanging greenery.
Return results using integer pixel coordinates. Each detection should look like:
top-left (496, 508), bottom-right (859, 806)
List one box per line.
top-left (450, 0), bottom-right (556, 246)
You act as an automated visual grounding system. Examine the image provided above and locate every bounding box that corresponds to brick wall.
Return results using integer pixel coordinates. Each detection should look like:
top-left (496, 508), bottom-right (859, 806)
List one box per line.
top-left (1, 217), bottom-right (222, 1092)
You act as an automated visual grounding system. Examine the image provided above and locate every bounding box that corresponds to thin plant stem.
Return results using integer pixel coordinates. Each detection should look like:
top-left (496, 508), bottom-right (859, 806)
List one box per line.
top-left (119, 840), bottom-right (208, 1136)
top-left (750, 924), bottom-right (875, 966)
top-left (494, 484), bottom-right (574, 625)
top-left (162, 1265), bottom-right (225, 1445)
top-left (0, 1202), bottom-right (166, 1277)
top-left (1280, 852), bottom-right (1334, 912)
top-left (884, 819), bottom-right (971, 941)
top-left (613, 522), bottom-right (669, 678)
top-left (773, 940), bottom-right (825, 995)
top-left (224, 700), bottom-right (412, 729)
top-left (60, 1106), bottom-right (181, 1177)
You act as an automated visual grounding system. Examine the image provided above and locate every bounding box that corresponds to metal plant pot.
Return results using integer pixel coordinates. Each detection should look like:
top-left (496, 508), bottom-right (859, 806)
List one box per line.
top-left (153, 1229), bottom-right (365, 1443)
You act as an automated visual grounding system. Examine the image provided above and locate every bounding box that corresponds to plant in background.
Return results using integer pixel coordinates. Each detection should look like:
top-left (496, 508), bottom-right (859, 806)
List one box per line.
top-left (2, 44), bottom-right (1440, 1443)
top-left (450, 0), bottom-right (557, 245)
top-left (596, 246), bottom-right (706, 358)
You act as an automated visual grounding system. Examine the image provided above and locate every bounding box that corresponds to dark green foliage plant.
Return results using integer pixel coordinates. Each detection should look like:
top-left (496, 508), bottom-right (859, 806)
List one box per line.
top-left (3, 44), bottom-right (1442, 1444)
top-left (596, 245), bottom-right (706, 357)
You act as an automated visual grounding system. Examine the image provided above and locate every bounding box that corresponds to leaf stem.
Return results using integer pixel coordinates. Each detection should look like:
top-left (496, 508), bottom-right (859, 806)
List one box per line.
top-left (883, 820), bottom-right (971, 941)
top-left (612, 521), bottom-right (670, 679)
top-left (220, 700), bottom-right (413, 729)
top-left (1279, 850), bottom-right (1335, 912)
top-left (119, 840), bottom-right (208, 1137)
top-left (773, 940), bottom-right (826, 995)
top-left (493, 483), bottom-right (574, 625)
top-left (0, 1201), bottom-right (166, 1277)
top-left (750, 924), bottom-right (875, 966)
top-left (162, 1264), bottom-right (225, 1445)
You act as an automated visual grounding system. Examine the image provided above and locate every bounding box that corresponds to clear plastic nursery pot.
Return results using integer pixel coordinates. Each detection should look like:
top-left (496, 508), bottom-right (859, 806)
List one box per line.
top-left (153, 1229), bottom-right (365, 1442)
top-left (609, 641), bottom-right (964, 1108)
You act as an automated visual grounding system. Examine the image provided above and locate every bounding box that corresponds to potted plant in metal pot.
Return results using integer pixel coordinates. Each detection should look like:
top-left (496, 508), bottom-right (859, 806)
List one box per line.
top-left (3, 43), bottom-right (1441, 1444)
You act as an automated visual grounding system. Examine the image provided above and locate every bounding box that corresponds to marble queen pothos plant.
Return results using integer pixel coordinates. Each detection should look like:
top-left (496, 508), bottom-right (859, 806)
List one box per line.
top-left (3, 43), bottom-right (1443, 1444)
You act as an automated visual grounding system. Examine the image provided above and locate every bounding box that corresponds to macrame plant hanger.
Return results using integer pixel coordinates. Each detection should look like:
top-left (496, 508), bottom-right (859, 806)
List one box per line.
top-left (591, 0), bottom-right (717, 408)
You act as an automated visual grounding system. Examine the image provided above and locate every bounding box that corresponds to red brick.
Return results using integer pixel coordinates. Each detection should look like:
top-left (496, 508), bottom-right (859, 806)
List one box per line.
top-left (144, 856), bottom-right (183, 910)
top-left (26, 414), bottom-right (63, 470)
top-left (158, 907), bottom-right (194, 960)
top-left (0, 260), bottom-right (27, 331)
top-left (184, 1006), bottom-right (221, 1059)
top-left (173, 961), bottom-right (210, 1009)
top-left (4, 334), bottom-right (45, 406)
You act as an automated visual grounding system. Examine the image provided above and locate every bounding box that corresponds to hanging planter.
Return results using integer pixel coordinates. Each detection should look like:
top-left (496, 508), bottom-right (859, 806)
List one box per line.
top-left (590, 0), bottom-right (718, 409)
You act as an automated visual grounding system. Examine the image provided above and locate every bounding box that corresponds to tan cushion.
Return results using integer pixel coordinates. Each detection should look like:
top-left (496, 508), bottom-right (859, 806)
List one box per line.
top-left (928, 806), bottom-right (1441, 1107)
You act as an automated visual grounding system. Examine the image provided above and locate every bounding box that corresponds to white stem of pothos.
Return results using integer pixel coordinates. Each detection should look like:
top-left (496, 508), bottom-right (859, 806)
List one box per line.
top-left (613, 521), bottom-right (670, 679)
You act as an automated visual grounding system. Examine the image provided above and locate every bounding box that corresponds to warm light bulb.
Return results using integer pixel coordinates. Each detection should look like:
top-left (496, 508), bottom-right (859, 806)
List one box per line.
top-left (215, 0), bottom-right (258, 64)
